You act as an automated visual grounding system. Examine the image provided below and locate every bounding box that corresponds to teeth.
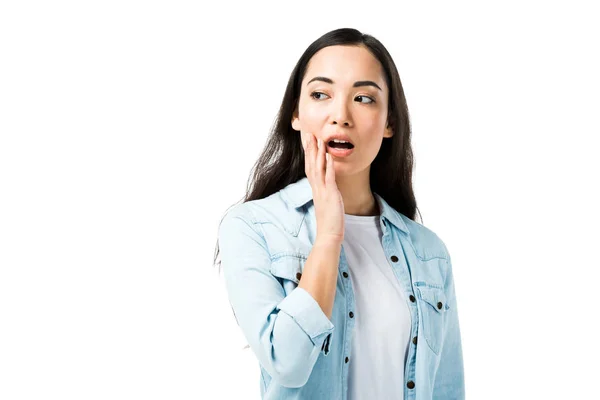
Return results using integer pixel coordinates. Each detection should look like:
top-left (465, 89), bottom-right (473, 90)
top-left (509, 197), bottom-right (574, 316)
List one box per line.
top-left (332, 139), bottom-right (349, 143)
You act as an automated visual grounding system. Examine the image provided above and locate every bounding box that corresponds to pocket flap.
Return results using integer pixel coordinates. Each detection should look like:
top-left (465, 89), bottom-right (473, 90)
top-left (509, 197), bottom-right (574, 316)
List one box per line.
top-left (270, 256), bottom-right (305, 284)
top-left (417, 286), bottom-right (449, 314)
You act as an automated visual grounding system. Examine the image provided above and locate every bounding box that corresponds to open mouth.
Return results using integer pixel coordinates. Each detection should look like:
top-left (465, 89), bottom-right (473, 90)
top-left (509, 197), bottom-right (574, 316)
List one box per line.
top-left (326, 141), bottom-right (355, 158)
top-left (327, 140), bottom-right (355, 149)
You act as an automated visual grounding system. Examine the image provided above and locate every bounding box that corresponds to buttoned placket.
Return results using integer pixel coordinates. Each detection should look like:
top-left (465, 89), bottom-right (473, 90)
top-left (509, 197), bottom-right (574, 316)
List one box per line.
top-left (337, 216), bottom-right (420, 400)
top-left (338, 241), bottom-right (353, 399)
top-left (381, 217), bottom-right (419, 397)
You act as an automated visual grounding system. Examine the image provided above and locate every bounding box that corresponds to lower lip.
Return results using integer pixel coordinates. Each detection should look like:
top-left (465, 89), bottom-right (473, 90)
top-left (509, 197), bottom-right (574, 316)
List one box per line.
top-left (327, 145), bottom-right (355, 158)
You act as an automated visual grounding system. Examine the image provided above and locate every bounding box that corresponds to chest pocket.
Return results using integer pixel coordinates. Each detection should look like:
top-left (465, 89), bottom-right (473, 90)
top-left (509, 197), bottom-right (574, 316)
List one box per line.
top-left (416, 284), bottom-right (449, 355)
top-left (270, 255), bottom-right (306, 296)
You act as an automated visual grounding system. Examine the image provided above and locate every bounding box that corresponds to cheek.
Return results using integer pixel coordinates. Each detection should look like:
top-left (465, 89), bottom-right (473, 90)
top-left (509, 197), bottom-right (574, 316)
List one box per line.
top-left (362, 138), bottom-right (383, 159)
top-left (301, 102), bottom-right (327, 122)
top-left (359, 112), bottom-right (387, 131)
top-left (356, 119), bottom-right (387, 156)
top-left (298, 104), bottom-right (329, 134)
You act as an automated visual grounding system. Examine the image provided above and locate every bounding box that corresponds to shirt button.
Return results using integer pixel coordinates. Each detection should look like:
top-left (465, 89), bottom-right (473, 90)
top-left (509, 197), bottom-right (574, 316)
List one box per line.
top-left (407, 381), bottom-right (415, 389)
top-left (296, 272), bottom-right (302, 280)
top-left (349, 311), bottom-right (354, 318)
top-left (390, 255), bottom-right (399, 262)
top-left (412, 336), bottom-right (417, 345)
top-left (437, 302), bottom-right (443, 309)
top-left (345, 357), bottom-right (349, 363)
top-left (343, 272), bottom-right (349, 278)
top-left (409, 295), bottom-right (416, 302)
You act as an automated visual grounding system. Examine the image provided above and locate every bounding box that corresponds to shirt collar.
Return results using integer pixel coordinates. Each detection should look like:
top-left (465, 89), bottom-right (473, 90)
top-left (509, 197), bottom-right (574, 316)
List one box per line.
top-left (281, 177), bottom-right (409, 234)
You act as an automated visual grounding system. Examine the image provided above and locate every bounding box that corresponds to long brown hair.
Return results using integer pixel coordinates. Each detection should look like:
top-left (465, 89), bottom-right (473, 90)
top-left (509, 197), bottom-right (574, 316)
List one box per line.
top-left (213, 27), bottom-right (421, 271)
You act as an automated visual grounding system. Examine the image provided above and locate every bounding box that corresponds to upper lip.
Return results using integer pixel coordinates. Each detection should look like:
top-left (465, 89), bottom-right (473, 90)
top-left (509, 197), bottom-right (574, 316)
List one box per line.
top-left (324, 133), bottom-right (355, 146)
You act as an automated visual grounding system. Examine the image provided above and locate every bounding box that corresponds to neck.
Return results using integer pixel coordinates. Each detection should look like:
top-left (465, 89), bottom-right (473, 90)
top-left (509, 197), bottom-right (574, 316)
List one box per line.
top-left (334, 169), bottom-right (380, 216)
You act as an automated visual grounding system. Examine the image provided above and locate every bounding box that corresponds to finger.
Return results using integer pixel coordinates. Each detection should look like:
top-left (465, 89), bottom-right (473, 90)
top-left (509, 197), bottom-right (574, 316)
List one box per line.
top-left (325, 152), bottom-right (336, 187)
top-left (301, 131), bottom-right (308, 152)
top-left (304, 132), bottom-right (315, 178)
top-left (316, 138), bottom-right (326, 186)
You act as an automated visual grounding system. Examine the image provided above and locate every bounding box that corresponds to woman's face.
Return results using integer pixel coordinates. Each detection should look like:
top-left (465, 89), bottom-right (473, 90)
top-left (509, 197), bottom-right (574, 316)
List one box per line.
top-left (292, 44), bottom-right (393, 177)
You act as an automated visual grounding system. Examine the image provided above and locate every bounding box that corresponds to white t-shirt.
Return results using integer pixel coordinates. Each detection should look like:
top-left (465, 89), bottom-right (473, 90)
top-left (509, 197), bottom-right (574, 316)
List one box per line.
top-left (344, 213), bottom-right (412, 400)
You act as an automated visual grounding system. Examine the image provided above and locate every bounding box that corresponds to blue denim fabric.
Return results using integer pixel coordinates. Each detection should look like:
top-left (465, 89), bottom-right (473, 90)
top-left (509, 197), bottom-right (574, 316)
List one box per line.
top-left (218, 177), bottom-right (465, 399)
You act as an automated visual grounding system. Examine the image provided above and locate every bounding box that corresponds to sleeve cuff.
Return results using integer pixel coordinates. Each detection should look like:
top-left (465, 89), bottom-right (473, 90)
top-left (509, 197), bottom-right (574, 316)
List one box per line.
top-left (276, 286), bottom-right (335, 356)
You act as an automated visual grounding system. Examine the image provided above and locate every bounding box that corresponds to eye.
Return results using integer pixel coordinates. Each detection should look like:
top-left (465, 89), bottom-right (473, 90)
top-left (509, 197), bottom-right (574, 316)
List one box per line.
top-left (309, 91), bottom-right (375, 104)
top-left (310, 91), bottom-right (329, 101)
top-left (355, 95), bottom-right (375, 104)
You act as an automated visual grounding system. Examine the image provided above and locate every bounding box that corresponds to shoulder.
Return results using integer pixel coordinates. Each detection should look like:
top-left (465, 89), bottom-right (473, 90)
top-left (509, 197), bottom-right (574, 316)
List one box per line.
top-left (217, 188), bottom-right (304, 260)
top-left (219, 187), bottom-right (301, 238)
top-left (221, 190), bottom-right (294, 225)
top-left (399, 214), bottom-right (451, 261)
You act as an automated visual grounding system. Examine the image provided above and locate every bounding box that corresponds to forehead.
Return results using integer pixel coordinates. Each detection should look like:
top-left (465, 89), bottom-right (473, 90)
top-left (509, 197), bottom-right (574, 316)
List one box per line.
top-left (303, 45), bottom-right (386, 88)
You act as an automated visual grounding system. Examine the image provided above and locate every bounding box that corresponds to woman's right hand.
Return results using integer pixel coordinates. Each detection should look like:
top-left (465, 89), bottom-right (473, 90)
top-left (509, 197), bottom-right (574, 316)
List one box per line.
top-left (301, 131), bottom-right (345, 246)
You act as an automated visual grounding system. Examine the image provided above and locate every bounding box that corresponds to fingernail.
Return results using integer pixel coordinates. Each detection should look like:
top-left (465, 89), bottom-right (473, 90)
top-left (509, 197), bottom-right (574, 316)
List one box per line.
top-left (317, 139), bottom-right (322, 149)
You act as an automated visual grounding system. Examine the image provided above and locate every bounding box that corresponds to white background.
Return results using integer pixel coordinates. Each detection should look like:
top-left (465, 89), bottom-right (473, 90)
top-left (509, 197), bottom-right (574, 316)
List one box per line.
top-left (1, 1), bottom-right (599, 399)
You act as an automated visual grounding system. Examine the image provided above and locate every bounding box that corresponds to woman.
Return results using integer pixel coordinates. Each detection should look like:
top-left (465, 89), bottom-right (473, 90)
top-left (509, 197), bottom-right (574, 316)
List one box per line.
top-left (214, 27), bottom-right (465, 400)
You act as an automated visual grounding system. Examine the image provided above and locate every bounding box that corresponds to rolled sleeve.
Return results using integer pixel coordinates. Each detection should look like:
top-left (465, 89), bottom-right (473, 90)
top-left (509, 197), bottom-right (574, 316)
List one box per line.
top-left (276, 286), bottom-right (335, 356)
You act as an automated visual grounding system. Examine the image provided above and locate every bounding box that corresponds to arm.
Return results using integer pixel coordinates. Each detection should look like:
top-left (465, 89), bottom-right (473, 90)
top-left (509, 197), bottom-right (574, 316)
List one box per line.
top-left (219, 212), bottom-right (336, 388)
top-left (297, 239), bottom-right (341, 320)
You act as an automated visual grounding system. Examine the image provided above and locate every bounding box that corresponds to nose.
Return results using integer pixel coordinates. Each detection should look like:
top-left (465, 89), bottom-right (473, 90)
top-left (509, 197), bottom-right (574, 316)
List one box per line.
top-left (330, 97), bottom-right (352, 127)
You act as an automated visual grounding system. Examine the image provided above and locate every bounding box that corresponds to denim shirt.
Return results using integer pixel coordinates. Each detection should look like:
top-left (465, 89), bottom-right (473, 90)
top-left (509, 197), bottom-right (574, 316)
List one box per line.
top-left (218, 177), bottom-right (465, 400)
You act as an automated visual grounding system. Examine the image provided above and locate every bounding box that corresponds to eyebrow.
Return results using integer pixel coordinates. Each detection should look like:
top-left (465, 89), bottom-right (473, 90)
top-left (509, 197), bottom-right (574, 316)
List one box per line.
top-left (306, 76), bottom-right (382, 91)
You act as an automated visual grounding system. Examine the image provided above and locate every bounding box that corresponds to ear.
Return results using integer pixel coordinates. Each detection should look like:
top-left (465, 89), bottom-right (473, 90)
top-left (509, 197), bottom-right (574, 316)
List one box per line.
top-left (291, 108), bottom-right (301, 131)
top-left (383, 122), bottom-right (393, 138)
